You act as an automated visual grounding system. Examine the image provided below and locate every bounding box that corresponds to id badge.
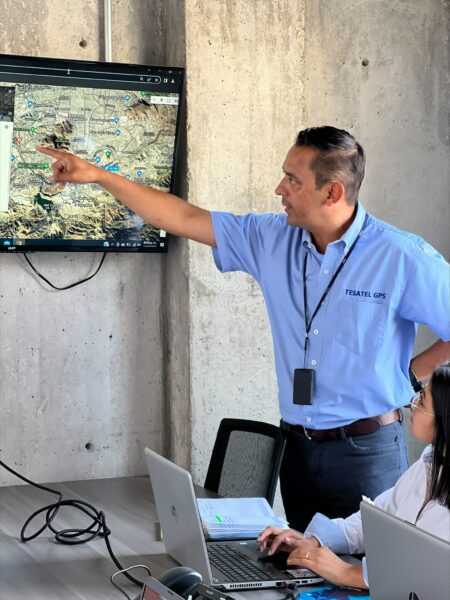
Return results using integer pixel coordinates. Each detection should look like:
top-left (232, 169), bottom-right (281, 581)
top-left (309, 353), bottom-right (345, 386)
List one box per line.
top-left (293, 368), bottom-right (315, 405)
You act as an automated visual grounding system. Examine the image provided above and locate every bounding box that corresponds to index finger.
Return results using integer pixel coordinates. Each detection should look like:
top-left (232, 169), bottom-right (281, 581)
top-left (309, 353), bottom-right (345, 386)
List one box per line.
top-left (267, 531), bottom-right (295, 555)
top-left (257, 526), bottom-right (280, 542)
top-left (36, 145), bottom-right (68, 159)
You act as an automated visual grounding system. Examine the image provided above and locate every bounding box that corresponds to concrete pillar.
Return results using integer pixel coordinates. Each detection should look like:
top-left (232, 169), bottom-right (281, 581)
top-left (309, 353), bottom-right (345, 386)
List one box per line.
top-left (0, 0), bottom-right (186, 485)
top-left (184, 0), bottom-right (306, 482)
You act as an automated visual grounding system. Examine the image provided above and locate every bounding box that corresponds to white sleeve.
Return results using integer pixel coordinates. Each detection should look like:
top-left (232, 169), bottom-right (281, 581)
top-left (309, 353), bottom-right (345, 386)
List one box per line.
top-left (330, 487), bottom-right (394, 555)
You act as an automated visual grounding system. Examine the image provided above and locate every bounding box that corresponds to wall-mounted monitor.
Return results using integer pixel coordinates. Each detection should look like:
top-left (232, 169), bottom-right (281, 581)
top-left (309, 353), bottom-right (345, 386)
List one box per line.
top-left (0, 54), bottom-right (184, 253)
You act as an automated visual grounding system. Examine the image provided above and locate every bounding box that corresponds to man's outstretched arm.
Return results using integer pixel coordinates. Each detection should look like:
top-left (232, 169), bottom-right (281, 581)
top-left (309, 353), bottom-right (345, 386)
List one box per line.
top-left (37, 146), bottom-right (216, 247)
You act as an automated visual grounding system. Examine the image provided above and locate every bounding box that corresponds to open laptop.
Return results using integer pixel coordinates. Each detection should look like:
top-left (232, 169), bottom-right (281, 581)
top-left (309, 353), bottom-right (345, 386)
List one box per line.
top-left (140, 576), bottom-right (184, 600)
top-left (361, 500), bottom-right (450, 600)
top-left (144, 448), bottom-right (323, 592)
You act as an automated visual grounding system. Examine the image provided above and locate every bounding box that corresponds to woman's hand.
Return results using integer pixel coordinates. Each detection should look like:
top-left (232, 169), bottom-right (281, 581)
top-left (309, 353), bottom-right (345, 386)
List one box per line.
top-left (287, 545), bottom-right (368, 589)
top-left (257, 526), bottom-right (319, 555)
top-left (36, 146), bottom-right (103, 188)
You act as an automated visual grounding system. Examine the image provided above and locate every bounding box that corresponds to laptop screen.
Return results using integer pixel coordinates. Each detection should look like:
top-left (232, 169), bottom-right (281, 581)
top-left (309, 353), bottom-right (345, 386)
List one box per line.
top-left (0, 53), bottom-right (184, 253)
top-left (361, 501), bottom-right (450, 600)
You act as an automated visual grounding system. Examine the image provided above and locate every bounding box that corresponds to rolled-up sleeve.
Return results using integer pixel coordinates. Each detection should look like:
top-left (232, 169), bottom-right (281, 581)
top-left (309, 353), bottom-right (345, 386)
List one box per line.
top-left (211, 212), bottom-right (261, 277)
top-left (304, 513), bottom-right (351, 554)
top-left (211, 211), bottom-right (289, 279)
top-left (397, 238), bottom-right (450, 341)
top-left (304, 488), bottom-right (394, 556)
top-left (305, 513), bottom-right (370, 587)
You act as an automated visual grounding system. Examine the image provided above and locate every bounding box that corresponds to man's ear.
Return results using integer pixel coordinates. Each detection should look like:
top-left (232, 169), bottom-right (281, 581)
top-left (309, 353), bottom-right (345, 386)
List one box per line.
top-left (325, 181), bottom-right (345, 206)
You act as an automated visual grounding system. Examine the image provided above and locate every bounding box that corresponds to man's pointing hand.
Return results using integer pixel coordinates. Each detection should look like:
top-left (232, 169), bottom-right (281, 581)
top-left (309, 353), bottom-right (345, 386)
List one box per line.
top-left (36, 146), bottom-right (101, 188)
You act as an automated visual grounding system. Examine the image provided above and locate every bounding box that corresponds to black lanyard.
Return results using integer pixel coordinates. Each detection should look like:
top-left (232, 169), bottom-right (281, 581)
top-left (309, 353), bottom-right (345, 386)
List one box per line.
top-left (302, 214), bottom-right (368, 361)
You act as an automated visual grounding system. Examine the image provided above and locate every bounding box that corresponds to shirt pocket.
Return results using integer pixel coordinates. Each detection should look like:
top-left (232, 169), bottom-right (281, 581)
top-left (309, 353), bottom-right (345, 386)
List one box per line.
top-left (335, 297), bottom-right (387, 355)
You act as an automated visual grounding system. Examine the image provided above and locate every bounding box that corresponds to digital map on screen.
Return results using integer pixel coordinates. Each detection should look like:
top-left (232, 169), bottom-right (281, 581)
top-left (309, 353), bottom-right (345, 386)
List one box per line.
top-left (0, 82), bottom-right (179, 248)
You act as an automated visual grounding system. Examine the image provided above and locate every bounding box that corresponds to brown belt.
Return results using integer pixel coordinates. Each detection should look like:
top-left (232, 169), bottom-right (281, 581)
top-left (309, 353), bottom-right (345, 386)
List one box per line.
top-left (280, 409), bottom-right (402, 442)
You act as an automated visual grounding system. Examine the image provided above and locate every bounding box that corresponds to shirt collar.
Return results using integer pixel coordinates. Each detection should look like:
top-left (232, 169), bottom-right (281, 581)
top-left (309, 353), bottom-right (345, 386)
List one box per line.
top-left (302, 228), bottom-right (314, 249)
top-left (423, 445), bottom-right (434, 464)
top-left (302, 202), bottom-right (367, 253)
top-left (340, 202), bottom-right (367, 250)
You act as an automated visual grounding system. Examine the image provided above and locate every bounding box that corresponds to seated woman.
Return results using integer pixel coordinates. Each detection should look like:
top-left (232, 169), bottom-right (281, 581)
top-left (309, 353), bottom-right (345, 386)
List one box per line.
top-left (258, 362), bottom-right (450, 589)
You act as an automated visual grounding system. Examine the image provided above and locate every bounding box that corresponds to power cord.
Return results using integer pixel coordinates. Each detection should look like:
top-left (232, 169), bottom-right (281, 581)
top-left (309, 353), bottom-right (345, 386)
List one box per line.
top-left (111, 565), bottom-right (152, 600)
top-left (23, 251), bottom-right (107, 290)
top-left (281, 583), bottom-right (300, 600)
top-left (0, 459), bottom-right (145, 587)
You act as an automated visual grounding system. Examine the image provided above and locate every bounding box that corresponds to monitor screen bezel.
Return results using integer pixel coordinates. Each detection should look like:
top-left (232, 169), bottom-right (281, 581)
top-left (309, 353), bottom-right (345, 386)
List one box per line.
top-left (0, 53), bottom-right (185, 254)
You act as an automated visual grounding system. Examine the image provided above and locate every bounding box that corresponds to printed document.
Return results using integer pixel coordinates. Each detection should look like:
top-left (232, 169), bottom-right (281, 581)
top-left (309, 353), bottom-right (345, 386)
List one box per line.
top-left (197, 497), bottom-right (288, 540)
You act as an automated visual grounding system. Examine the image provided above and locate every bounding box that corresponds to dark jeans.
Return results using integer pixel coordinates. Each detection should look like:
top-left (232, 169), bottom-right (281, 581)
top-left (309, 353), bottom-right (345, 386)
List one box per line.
top-left (279, 421), bottom-right (409, 532)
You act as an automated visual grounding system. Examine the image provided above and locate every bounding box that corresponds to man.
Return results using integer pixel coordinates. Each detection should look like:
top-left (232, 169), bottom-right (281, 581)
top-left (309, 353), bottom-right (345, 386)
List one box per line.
top-left (38, 126), bottom-right (450, 531)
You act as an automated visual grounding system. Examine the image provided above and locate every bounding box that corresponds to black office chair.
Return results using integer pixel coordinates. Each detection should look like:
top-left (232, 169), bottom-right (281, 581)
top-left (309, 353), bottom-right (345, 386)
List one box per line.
top-left (204, 418), bottom-right (286, 507)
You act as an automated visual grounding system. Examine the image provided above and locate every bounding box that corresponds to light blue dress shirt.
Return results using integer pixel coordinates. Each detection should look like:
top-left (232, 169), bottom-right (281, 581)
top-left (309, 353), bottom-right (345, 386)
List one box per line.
top-left (211, 204), bottom-right (450, 429)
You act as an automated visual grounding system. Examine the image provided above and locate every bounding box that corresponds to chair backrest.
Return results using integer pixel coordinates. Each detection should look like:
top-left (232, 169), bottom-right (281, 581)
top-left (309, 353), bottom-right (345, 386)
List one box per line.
top-left (204, 418), bottom-right (286, 506)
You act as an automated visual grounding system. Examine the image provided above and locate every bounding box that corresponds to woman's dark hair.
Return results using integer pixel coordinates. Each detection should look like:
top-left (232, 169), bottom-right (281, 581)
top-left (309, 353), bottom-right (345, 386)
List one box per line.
top-left (429, 361), bottom-right (450, 509)
top-left (295, 126), bottom-right (366, 205)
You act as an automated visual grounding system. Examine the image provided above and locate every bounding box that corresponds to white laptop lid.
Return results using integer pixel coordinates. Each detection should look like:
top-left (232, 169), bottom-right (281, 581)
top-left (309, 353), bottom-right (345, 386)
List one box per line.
top-left (145, 447), bottom-right (214, 584)
top-left (145, 447), bottom-right (323, 592)
top-left (361, 501), bottom-right (450, 600)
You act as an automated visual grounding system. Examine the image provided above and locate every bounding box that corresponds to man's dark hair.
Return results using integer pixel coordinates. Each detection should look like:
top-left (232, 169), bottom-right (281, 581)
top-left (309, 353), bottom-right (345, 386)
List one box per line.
top-left (295, 126), bottom-right (366, 205)
top-left (429, 361), bottom-right (450, 510)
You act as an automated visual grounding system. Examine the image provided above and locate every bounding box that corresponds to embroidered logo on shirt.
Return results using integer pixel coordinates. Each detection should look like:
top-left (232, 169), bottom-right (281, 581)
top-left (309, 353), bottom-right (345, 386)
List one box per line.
top-left (345, 289), bottom-right (386, 299)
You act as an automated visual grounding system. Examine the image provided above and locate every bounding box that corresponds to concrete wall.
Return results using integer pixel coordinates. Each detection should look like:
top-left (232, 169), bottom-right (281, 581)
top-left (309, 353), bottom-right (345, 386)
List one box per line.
top-left (301, 0), bottom-right (450, 460)
top-left (185, 0), bottom-right (306, 487)
top-left (0, 0), bottom-right (187, 485)
top-left (186, 0), bottom-right (449, 479)
top-left (1, 0), bottom-right (448, 488)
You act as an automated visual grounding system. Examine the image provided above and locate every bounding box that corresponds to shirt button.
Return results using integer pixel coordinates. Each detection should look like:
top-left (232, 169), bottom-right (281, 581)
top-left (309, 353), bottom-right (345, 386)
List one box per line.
top-left (306, 417), bottom-right (312, 423)
top-left (323, 269), bottom-right (329, 275)
top-left (311, 359), bottom-right (317, 366)
top-left (313, 329), bottom-right (319, 335)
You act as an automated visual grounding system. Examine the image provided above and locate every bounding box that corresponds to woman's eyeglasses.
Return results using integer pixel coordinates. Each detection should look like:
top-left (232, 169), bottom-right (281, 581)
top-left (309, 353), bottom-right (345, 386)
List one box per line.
top-left (408, 388), bottom-right (434, 418)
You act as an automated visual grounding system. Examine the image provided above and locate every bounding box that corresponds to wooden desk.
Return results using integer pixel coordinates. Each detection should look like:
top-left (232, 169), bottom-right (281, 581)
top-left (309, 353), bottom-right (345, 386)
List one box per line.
top-left (0, 476), bottom-right (327, 599)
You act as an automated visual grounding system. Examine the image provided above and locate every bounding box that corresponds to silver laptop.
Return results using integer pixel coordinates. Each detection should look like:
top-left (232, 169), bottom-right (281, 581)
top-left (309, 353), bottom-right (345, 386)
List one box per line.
top-left (361, 500), bottom-right (450, 600)
top-left (144, 448), bottom-right (323, 592)
top-left (140, 576), bottom-right (184, 600)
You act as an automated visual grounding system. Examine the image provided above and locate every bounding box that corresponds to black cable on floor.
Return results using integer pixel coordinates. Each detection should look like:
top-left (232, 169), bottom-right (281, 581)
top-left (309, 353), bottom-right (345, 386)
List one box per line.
top-left (0, 459), bottom-right (145, 587)
top-left (23, 251), bottom-right (107, 290)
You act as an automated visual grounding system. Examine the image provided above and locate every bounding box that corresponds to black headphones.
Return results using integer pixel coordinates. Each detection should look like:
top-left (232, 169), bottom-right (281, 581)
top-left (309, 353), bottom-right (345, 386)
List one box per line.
top-left (159, 566), bottom-right (202, 599)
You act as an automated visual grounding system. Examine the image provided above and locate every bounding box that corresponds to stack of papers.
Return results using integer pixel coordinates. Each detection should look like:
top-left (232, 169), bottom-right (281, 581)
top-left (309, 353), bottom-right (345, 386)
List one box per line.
top-left (197, 497), bottom-right (288, 540)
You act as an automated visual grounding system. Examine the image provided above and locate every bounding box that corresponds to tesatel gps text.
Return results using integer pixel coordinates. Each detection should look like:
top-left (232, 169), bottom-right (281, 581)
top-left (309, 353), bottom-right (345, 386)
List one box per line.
top-left (293, 215), bottom-right (368, 406)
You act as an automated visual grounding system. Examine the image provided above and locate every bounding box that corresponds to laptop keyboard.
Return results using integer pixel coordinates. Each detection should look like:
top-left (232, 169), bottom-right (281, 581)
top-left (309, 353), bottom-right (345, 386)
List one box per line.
top-left (208, 543), bottom-right (275, 582)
